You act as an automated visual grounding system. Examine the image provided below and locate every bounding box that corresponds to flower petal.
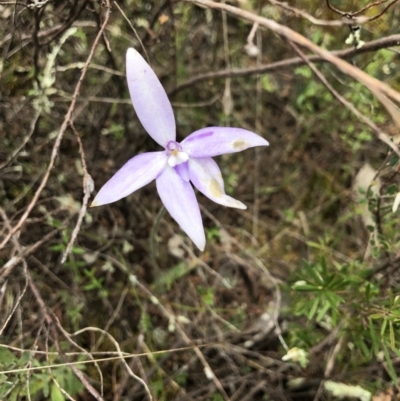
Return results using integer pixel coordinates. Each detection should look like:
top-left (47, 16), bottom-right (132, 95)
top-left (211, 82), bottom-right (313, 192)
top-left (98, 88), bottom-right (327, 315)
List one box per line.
top-left (189, 158), bottom-right (246, 209)
top-left (126, 48), bottom-right (176, 147)
top-left (174, 161), bottom-right (190, 182)
top-left (156, 166), bottom-right (205, 251)
top-left (91, 152), bottom-right (167, 207)
top-left (181, 127), bottom-right (269, 158)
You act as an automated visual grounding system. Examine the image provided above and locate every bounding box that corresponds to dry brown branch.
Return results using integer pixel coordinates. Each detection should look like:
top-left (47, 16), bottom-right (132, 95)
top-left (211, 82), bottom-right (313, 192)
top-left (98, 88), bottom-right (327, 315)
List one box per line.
top-left (170, 33), bottom-right (400, 95)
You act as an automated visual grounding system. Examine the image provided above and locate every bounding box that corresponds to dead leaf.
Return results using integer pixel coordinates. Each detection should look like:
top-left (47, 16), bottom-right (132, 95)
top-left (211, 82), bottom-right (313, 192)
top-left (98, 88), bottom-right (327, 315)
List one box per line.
top-left (159, 14), bottom-right (169, 25)
top-left (372, 387), bottom-right (393, 401)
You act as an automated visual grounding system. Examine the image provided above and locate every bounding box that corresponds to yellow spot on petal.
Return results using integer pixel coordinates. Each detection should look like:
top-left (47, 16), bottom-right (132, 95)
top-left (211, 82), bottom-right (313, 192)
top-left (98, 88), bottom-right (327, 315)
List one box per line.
top-left (171, 149), bottom-right (178, 156)
top-left (232, 139), bottom-right (249, 150)
top-left (209, 178), bottom-right (223, 198)
top-left (90, 201), bottom-right (98, 208)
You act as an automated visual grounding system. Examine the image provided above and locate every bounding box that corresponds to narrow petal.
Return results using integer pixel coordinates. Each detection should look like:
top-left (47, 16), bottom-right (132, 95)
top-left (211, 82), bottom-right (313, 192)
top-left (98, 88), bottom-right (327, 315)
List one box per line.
top-left (126, 48), bottom-right (176, 147)
top-left (181, 127), bottom-right (269, 158)
top-left (156, 166), bottom-right (205, 251)
top-left (174, 161), bottom-right (190, 182)
top-left (91, 152), bottom-right (167, 207)
top-left (189, 158), bottom-right (246, 209)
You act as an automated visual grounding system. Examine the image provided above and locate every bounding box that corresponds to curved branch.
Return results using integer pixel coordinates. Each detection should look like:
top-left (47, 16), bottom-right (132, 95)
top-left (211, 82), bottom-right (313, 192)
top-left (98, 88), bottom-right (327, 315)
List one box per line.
top-left (170, 34), bottom-right (400, 96)
top-left (182, 1), bottom-right (400, 103)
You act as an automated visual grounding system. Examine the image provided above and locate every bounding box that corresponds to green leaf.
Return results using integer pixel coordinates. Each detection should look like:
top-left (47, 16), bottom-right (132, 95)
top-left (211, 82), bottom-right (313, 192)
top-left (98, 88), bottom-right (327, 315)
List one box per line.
top-left (389, 320), bottom-right (395, 350)
top-left (368, 319), bottom-right (379, 356)
top-left (72, 247), bottom-right (85, 255)
top-left (369, 313), bottom-right (383, 319)
top-left (0, 347), bottom-right (17, 367)
top-left (381, 318), bottom-right (388, 336)
top-left (316, 300), bottom-right (331, 321)
top-left (357, 337), bottom-right (371, 359)
top-left (49, 244), bottom-right (65, 252)
top-left (383, 344), bottom-right (397, 382)
top-left (261, 75), bottom-right (276, 93)
top-left (212, 392), bottom-right (225, 401)
top-left (389, 154), bottom-right (399, 167)
top-left (320, 256), bottom-right (328, 275)
top-left (154, 262), bottom-right (194, 291)
top-left (9, 386), bottom-right (20, 401)
top-left (386, 184), bottom-right (398, 195)
top-left (295, 66), bottom-right (312, 78)
top-left (292, 284), bottom-right (320, 291)
top-left (198, 286), bottom-right (215, 307)
top-left (308, 297), bottom-right (320, 320)
top-left (51, 383), bottom-right (65, 401)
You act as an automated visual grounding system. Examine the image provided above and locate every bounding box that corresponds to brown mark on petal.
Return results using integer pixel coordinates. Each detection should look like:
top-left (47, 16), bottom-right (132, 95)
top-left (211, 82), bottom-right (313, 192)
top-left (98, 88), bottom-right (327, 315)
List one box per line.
top-left (232, 139), bottom-right (249, 150)
top-left (209, 178), bottom-right (223, 198)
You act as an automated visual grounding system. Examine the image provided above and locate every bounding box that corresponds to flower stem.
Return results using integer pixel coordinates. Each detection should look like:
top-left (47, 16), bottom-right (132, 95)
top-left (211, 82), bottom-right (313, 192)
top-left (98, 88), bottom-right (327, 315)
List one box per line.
top-left (149, 206), bottom-right (166, 276)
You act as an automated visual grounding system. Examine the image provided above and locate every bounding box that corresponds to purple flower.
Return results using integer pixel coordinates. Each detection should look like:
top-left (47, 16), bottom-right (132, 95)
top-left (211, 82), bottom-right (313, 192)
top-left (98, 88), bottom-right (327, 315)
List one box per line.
top-left (91, 48), bottom-right (269, 251)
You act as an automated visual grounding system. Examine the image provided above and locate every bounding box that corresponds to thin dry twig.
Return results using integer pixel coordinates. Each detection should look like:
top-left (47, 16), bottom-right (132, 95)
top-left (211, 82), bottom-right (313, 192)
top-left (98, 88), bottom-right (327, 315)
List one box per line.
top-left (72, 327), bottom-right (153, 401)
top-left (252, 28), bottom-right (262, 240)
top-left (272, 0), bottom-right (400, 25)
top-left (45, 323), bottom-right (77, 401)
top-left (221, 1), bottom-right (233, 121)
top-left (270, 0), bottom-right (367, 26)
top-left (326, 0), bottom-right (400, 22)
top-left (0, 111), bottom-right (40, 170)
top-left (49, 307), bottom-right (105, 396)
top-left (61, 121), bottom-right (94, 264)
top-left (113, 0), bottom-right (149, 62)
top-left (92, 286), bottom-right (129, 350)
top-left (0, 216), bottom-right (71, 282)
top-left (0, 344), bottom-right (214, 375)
top-left (0, 208), bottom-right (29, 336)
top-left (0, 266), bottom-right (29, 335)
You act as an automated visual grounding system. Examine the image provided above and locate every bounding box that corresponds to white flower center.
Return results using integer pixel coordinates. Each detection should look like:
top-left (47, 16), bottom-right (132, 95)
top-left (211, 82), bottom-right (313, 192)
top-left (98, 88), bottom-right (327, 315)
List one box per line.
top-left (166, 141), bottom-right (189, 167)
top-left (168, 151), bottom-right (189, 167)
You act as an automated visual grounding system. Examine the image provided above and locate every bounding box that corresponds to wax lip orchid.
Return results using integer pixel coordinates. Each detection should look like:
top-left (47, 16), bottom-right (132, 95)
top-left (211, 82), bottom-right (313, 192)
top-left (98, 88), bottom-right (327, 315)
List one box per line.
top-left (91, 48), bottom-right (269, 251)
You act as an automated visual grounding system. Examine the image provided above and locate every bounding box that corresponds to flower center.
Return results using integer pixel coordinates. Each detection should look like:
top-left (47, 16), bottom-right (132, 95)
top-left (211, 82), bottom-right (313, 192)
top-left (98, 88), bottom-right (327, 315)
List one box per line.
top-left (166, 141), bottom-right (189, 167)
